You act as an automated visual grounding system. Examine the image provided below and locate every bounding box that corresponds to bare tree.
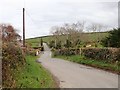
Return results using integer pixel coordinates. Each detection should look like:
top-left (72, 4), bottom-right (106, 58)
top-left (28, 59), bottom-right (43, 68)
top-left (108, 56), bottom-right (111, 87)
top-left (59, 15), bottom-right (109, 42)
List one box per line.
top-left (50, 26), bottom-right (62, 48)
top-left (76, 21), bottom-right (85, 32)
top-left (50, 21), bottom-right (86, 48)
top-left (87, 23), bottom-right (98, 32)
top-left (87, 23), bottom-right (107, 43)
top-left (88, 23), bottom-right (107, 32)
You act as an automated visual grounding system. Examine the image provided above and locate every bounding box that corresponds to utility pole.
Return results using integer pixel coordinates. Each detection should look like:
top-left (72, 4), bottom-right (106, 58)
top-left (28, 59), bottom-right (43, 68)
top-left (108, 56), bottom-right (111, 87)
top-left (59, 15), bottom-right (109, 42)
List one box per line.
top-left (23, 8), bottom-right (25, 47)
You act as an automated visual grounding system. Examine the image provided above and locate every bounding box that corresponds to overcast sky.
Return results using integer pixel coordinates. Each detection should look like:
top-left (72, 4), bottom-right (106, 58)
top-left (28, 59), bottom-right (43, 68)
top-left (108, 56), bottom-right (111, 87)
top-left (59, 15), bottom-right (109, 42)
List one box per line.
top-left (0, 0), bottom-right (119, 39)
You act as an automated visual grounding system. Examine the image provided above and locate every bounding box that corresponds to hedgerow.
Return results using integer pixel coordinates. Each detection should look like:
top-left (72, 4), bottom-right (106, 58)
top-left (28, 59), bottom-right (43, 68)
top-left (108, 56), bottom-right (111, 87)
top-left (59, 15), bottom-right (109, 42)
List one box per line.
top-left (82, 48), bottom-right (120, 63)
top-left (53, 48), bottom-right (120, 63)
top-left (2, 43), bottom-right (26, 88)
top-left (53, 48), bottom-right (80, 56)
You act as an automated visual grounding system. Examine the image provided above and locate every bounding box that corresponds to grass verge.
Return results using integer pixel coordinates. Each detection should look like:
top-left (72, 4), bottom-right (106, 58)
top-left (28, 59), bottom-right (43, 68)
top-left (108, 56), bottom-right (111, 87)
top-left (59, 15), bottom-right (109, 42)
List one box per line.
top-left (54, 55), bottom-right (119, 74)
top-left (14, 55), bottom-right (57, 88)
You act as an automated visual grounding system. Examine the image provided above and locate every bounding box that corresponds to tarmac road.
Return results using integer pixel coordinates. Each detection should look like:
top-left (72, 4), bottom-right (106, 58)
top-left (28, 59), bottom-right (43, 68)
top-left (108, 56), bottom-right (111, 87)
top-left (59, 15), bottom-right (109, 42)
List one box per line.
top-left (38, 43), bottom-right (118, 88)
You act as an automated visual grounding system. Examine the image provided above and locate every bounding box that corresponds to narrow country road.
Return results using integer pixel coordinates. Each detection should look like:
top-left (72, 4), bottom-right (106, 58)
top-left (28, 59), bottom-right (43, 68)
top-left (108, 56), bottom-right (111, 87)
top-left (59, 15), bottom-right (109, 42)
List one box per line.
top-left (38, 43), bottom-right (118, 88)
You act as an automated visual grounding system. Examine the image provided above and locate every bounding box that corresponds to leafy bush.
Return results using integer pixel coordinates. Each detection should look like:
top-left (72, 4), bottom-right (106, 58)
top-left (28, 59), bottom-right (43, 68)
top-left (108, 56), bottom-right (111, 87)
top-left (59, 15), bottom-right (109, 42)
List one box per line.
top-left (2, 43), bottom-right (26, 87)
top-left (49, 40), bottom-right (55, 48)
top-left (56, 41), bottom-right (62, 49)
top-left (82, 48), bottom-right (120, 63)
top-left (101, 28), bottom-right (120, 47)
top-left (53, 48), bottom-right (80, 56)
top-left (53, 48), bottom-right (120, 63)
top-left (64, 39), bottom-right (72, 48)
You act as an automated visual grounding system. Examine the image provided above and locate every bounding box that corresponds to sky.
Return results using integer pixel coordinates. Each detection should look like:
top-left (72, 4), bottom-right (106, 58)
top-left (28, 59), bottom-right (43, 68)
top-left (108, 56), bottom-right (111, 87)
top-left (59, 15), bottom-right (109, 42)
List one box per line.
top-left (0, 0), bottom-right (119, 39)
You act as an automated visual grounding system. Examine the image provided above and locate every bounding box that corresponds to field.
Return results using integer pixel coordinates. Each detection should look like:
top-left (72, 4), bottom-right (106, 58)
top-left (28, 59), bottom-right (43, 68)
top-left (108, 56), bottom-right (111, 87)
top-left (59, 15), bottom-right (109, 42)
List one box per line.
top-left (26, 32), bottom-right (109, 47)
top-left (26, 35), bottom-right (53, 47)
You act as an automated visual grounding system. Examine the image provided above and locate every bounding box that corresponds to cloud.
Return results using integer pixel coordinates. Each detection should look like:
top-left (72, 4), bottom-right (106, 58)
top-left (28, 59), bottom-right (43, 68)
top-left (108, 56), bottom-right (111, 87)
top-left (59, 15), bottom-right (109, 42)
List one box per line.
top-left (0, 0), bottom-right (118, 38)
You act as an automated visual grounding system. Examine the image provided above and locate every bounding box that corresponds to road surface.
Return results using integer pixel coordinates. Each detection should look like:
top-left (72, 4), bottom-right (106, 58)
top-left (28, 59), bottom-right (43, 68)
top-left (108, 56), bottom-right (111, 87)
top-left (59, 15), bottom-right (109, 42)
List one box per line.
top-left (38, 43), bottom-right (118, 88)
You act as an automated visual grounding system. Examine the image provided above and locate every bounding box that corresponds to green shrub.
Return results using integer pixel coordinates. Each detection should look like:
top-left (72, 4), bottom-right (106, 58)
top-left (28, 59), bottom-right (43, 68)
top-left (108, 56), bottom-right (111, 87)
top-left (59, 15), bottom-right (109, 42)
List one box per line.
top-left (82, 48), bottom-right (120, 63)
top-left (2, 43), bottom-right (26, 87)
top-left (53, 48), bottom-right (120, 63)
top-left (49, 40), bottom-right (55, 48)
top-left (101, 28), bottom-right (120, 47)
top-left (53, 48), bottom-right (80, 56)
top-left (64, 39), bottom-right (72, 48)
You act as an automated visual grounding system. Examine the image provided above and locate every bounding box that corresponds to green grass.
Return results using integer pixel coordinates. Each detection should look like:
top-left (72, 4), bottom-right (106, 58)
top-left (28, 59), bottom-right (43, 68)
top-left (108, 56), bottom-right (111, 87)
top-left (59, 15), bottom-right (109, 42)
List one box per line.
top-left (26, 38), bottom-right (40, 47)
top-left (26, 36), bottom-right (53, 47)
top-left (42, 36), bottom-right (53, 43)
top-left (81, 32), bottom-right (109, 42)
top-left (14, 55), bottom-right (57, 88)
top-left (54, 55), bottom-right (119, 74)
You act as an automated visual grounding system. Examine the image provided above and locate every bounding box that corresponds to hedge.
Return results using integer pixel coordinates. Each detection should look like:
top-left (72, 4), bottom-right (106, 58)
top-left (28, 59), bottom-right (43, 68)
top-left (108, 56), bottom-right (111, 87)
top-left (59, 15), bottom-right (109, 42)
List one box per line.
top-left (53, 48), bottom-right (80, 56)
top-left (2, 43), bottom-right (26, 87)
top-left (53, 48), bottom-right (120, 63)
top-left (82, 48), bottom-right (120, 63)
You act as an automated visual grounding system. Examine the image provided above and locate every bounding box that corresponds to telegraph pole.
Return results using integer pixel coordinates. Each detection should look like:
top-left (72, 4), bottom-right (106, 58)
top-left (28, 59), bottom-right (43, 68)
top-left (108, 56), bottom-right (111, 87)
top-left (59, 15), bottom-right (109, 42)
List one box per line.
top-left (23, 8), bottom-right (25, 47)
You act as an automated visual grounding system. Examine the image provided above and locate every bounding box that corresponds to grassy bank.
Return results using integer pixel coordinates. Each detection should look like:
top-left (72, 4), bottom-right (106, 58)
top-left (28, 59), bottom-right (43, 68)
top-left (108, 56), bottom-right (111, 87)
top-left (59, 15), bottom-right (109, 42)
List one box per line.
top-left (54, 55), bottom-right (119, 74)
top-left (15, 55), bottom-right (57, 88)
